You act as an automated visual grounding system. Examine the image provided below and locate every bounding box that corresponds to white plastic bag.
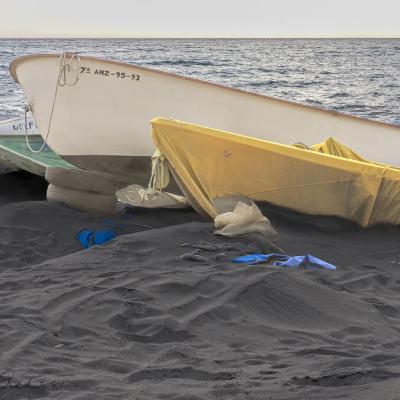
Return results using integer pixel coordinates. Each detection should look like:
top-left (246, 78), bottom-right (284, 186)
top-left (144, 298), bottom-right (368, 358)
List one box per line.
top-left (214, 201), bottom-right (277, 242)
top-left (117, 184), bottom-right (189, 209)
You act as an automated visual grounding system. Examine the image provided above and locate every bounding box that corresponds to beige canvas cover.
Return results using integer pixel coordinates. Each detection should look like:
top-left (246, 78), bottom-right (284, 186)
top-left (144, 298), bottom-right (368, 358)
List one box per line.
top-left (151, 118), bottom-right (400, 227)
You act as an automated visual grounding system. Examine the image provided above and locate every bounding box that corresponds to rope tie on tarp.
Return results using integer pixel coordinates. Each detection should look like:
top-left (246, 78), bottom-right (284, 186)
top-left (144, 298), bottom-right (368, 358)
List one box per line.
top-left (138, 149), bottom-right (171, 201)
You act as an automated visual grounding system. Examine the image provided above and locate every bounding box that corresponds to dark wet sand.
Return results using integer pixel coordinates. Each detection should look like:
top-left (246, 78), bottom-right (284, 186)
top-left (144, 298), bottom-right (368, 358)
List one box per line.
top-left (1, 172), bottom-right (400, 399)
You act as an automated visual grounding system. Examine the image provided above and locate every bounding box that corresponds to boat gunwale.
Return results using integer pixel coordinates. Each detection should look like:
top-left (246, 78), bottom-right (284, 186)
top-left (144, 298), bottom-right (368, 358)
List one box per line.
top-left (9, 53), bottom-right (400, 131)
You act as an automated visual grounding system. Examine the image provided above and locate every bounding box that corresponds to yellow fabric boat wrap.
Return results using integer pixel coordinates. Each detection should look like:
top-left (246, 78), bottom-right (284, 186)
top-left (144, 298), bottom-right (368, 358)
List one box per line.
top-left (151, 118), bottom-right (400, 227)
top-left (310, 136), bottom-right (390, 167)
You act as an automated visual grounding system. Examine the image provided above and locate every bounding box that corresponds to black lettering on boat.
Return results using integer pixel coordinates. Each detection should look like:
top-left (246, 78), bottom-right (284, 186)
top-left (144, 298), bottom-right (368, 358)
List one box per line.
top-left (81, 67), bottom-right (139, 81)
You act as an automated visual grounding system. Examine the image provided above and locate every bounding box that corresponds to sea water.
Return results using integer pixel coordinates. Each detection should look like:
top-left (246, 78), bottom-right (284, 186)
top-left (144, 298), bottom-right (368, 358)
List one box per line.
top-left (0, 38), bottom-right (399, 125)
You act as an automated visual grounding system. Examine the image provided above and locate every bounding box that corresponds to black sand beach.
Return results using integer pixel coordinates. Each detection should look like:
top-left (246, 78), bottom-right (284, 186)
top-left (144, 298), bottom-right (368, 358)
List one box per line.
top-left (1, 172), bottom-right (400, 399)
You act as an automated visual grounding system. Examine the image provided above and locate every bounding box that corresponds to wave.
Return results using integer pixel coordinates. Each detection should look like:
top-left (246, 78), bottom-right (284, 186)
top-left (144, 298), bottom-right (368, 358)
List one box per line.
top-left (145, 59), bottom-right (217, 67)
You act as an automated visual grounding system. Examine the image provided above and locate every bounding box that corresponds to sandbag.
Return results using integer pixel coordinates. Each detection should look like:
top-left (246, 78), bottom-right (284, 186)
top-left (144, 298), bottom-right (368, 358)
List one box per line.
top-left (46, 167), bottom-right (130, 195)
top-left (214, 201), bottom-right (277, 243)
top-left (47, 184), bottom-right (117, 215)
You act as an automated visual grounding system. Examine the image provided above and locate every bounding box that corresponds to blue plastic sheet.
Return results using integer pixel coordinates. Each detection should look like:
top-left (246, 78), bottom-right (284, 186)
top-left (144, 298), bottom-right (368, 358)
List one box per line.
top-left (232, 253), bottom-right (336, 270)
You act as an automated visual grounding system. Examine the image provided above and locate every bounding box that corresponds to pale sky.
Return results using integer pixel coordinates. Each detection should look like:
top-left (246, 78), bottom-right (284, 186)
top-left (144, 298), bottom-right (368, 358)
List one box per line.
top-left (0, 0), bottom-right (399, 38)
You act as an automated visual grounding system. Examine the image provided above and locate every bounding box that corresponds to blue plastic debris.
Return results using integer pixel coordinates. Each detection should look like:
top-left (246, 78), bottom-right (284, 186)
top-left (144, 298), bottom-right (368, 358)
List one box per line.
top-left (76, 219), bottom-right (129, 249)
top-left (77, 228), bottom-right (116, 249)
top-left (232, 254), bottom-right (269, 264)
top-left (232, 253), bottom-right (336, 270)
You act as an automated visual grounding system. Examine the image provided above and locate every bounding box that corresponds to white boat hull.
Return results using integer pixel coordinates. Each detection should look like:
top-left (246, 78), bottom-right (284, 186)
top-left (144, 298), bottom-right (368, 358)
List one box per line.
top-left (0, 116), bottom-right (37, 135)
top-left (10, 54), bottom-right (400, 182)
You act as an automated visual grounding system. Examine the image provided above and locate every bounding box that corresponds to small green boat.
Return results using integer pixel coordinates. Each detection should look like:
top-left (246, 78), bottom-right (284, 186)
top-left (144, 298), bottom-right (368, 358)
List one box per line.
top-left (0, 134), bottom-right (74, 176)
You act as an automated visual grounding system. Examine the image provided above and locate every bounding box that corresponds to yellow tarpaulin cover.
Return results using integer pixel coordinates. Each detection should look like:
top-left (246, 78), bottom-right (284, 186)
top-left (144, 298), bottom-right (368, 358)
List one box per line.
top-left (311, 136), bottom-right (389, 167)
top-left (151, 118), bottom-right (400, 227)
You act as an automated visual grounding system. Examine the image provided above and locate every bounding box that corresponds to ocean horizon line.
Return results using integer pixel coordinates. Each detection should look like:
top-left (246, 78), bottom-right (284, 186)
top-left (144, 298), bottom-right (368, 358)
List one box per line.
top-left (1, 36), bottom-right (400, 40)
